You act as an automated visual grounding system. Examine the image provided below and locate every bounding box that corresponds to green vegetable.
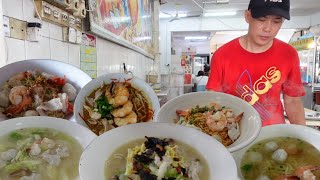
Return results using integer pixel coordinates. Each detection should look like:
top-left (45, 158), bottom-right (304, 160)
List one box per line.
top-left (32, 130), bottom-right (45, 136)
top-left (165, 168), bottom-right (179, 178)
top-left (4, 160), bottom-right (42, 174)
top-left (190, 106), bottom-right (209, 115)
top-left (9, 132), bottom-right (23, 141)
top-left (241, 164), bottom-right (253, 172)
top-left (95, 95), bottom-right (113, 119)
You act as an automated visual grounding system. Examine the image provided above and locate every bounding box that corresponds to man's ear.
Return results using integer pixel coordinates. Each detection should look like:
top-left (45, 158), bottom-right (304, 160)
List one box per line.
top-left (244, 10), bottom-right (251, 23)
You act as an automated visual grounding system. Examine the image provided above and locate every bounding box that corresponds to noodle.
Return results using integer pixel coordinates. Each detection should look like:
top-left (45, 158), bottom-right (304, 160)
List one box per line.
top-left (82, 81), bottom-right (153, 135)
top-left (181, 106), bottom-right (240, 147)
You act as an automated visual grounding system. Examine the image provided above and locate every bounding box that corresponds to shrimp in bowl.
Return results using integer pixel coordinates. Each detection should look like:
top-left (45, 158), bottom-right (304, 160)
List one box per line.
top-left (77, 76), bottom-right (157, 136)
top-left (0, 70), bottom-right (77, 119)
top-left (176, 102), bottom-right (244, 147)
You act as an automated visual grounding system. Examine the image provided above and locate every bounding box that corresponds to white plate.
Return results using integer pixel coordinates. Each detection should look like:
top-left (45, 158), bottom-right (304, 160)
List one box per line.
top-left (155, 91), bottom-right (262, 153)
top-left (74, 73), bottom-right (160, 128)
top-left (232, 124), bottom-right (320, 179)
top-left (79, 122), bottom-right (238, 180)
top-left (0, 59), bottom-right (92, 122)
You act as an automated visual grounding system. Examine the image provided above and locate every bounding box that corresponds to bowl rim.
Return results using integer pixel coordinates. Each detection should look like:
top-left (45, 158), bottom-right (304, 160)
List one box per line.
top-left (74, 72), bottom-right (161, 128)
top-left (155, 91), bottom-right (262, 153)
top-left (79, 122), bottom-right (238, 180)
top-left (1, 59), bottom-right (91, 77)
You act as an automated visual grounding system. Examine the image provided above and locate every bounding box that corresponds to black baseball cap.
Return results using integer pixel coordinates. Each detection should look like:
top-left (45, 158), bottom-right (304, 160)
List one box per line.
top-left (248, 0), bottom-right (290, 20)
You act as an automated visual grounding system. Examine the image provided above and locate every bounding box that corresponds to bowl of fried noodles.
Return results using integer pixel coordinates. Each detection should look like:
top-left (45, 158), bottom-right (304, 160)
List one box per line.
top-left (0, 59), bottom-right (92, 122)
top-left (155, 91), bottom-right (261, 153)
top-left (74, 73), bottom-right (160, 135)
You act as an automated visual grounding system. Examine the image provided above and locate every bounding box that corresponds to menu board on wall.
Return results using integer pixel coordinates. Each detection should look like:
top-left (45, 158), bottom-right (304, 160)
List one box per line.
top-left (80, 34), bottom-right (97, 78)
top-left (88, 0), bottom-right (154, 58)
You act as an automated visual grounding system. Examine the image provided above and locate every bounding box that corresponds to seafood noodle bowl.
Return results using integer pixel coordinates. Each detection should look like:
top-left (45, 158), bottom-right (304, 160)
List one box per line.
top-left (0, 71), bottom-right (77, 119)
top-left (80, 79), bottom-right (154, 135)
top-left (240, 137), bottom-right (320, 180)
top-left (176, 102), bottom-right (244, 147)
top-left (105, 137), bottom-right (210, 180)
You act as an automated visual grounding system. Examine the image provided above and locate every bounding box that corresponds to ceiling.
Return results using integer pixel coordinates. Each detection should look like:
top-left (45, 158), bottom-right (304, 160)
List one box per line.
top-left (160, 0), bottom-right (320, 18)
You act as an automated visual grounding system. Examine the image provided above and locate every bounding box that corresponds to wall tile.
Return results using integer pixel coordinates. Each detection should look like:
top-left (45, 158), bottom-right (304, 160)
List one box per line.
top-left (23, 0), bottom-right (40, 22)
top-left (50, 39), bottom-right (68, 63)
top-left (49, 24), bottom-right (63, 41)
top-left (25, 36), bottom-right (50, 59)
top-left (68, 43), bottom-right (80, 68)
top-left (2, 0), bottom-right (23, 20)
top-left (4, 37), bottom-right (25, 64)
top-left (40, 21), bottom-right (50, 38)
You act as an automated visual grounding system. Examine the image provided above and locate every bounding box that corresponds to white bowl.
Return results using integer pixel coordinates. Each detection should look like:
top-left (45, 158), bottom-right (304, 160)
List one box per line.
top-left (74, 73), bottom-right (160, 128)
top-left (0, 116), bottom-right (97, 149)
top-left (155, 91), bottom-right (262, 153)
top-left (232, 124), bottom-right (320, 179)
top-left (79, 123), bottom-right (238, 180)
top-left (0, 116), bottom-right (97, 180)
top-left (0, 59), bottom-right (92, 121)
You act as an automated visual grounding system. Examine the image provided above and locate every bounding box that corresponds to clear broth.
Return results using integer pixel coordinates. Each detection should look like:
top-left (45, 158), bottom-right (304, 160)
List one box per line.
top-left (0, 128), bottom-right (83, 180)
top-left (104, 138), bottom-right (210, 180)
top-left (241, 137), bottom-right (320, 179)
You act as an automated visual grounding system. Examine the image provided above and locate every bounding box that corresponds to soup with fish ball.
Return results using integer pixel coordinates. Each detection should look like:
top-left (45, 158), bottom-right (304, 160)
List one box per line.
top-left (240, 137), bottom-right (320, 180)
top-left (105, 137), bottom-right (210, 180)
top-left (0, 128), bottom-right (82, 180)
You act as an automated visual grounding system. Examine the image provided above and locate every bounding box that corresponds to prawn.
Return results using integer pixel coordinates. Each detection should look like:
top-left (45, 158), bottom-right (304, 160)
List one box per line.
top-left (114, 111), bottom-right (137, 127)
top-left (294, 165), bottom-right (320, 180)
top-left (111, 101), bottom-right (133, 118)
top-left (105, 83), bottom-right (129, 107)
top-left (275, 165), bottom-right (320, 180)
top-left (4, 86), bottom-right (32, 115)
top-left (206, 111), bottom-right (228, 132)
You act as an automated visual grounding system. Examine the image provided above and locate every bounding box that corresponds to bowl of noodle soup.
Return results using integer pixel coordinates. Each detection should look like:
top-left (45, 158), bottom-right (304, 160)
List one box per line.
top-left (0, 59), bottom-right (92, 122)
top-left (74, 73), bottom-right (160, 135)
top-left (79, 122), bottom-right (238, 180)
top-left (232, 124), bottom-right (320, 180)
top-left (155, 91), bottom-right (262, 153)
top-left (0, 116), bottom-right (96, 180)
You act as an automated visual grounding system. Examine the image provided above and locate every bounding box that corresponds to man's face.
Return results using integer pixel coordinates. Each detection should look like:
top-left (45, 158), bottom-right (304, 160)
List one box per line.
top-left (245, 10), bottom-right (284, 47)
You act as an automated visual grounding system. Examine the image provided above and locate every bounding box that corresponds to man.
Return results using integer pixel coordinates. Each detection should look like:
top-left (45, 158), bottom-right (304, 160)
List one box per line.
top-left (193, 70), bottom-right (208, 92)
top-left (206, 0), bottom-right (306, 126)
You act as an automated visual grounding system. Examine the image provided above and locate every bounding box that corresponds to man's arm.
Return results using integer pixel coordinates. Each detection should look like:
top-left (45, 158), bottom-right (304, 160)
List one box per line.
top-left (283, 94), bottom-right (306, 125)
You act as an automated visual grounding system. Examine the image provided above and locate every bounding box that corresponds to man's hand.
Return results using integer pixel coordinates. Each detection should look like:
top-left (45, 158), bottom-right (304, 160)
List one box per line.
top-left (283, 94), bottom-right (306, 125)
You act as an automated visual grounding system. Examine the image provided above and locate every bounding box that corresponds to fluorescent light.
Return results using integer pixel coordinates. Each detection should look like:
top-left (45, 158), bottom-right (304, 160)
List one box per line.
top-left (178, 13), bottom-right (187, 17)
top-left (185, 36), bottom-right (208, 40)
top-left (204, 12), bottom-right (236, 17)
top-left (159, 12), bottom-right (171, 19)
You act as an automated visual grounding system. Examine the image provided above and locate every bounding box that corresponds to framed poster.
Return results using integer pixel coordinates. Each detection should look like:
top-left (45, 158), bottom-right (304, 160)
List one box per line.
top-left (88, 0), bottom-right (154, 58)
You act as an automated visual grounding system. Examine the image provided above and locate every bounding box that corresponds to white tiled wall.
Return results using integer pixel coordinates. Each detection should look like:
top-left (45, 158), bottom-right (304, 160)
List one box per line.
top-left (2, 0), bottom-right (154, 80)
top-left (96, 37), bottom-right (153, 79)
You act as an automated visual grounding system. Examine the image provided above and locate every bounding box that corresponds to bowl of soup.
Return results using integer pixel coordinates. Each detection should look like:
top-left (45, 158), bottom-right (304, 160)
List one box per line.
top-left (232, 124), bottom-right (320, 180)
top-left (0, 59), bottom-right (92, 121)
top-left (79, 123), bottom-right (238, 180)
top-left (74, 73), bottom-right (160, 135)
top-left (155, 91), bottom-right (262, 153)
top-left (0, 116), bottom-right (97, 180)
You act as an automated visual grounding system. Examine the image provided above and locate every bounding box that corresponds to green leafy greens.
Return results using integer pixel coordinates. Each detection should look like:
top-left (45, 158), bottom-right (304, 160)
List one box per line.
top-left (95, 95), bottom-right (113, 119)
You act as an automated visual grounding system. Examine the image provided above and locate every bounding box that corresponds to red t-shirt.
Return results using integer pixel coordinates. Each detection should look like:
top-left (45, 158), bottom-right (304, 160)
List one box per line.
top-left (206, 38), bottom-right (305, 126)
